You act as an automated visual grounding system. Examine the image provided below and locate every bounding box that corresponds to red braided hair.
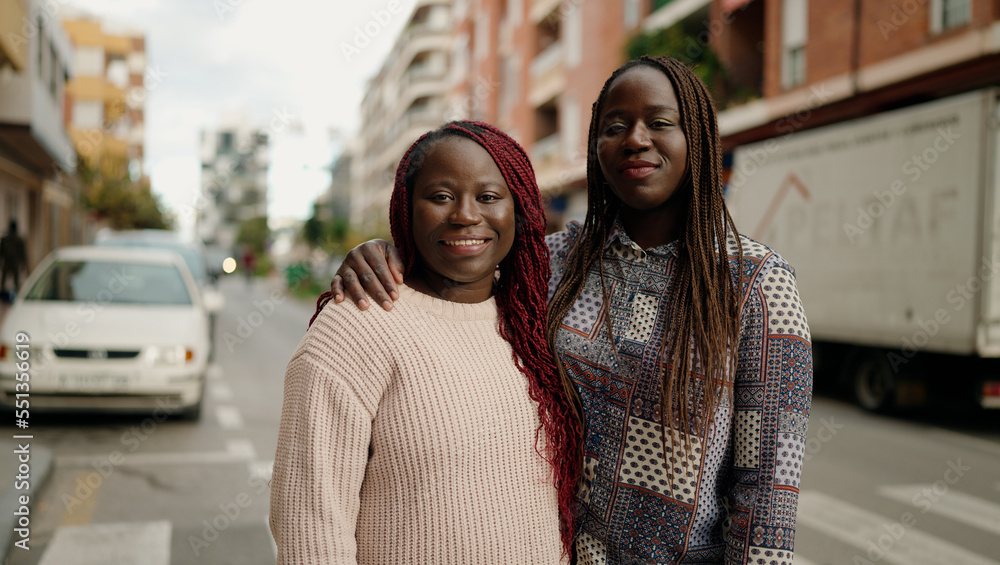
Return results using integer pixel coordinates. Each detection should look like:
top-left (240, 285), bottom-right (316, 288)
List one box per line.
top-left (313, 121), bottom-right (581, 554)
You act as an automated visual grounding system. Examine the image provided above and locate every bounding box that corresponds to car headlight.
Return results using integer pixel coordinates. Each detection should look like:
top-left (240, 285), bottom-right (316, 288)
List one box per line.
top-left (145, 345), bottom-right (194, 366)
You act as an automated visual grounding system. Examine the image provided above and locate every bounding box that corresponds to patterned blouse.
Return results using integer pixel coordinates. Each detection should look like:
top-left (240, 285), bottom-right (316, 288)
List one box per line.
top-left (546, 221), bottom-right (812, 565)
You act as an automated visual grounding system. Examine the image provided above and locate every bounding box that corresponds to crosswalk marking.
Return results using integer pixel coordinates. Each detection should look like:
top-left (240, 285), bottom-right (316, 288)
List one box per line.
top-left (57, 439), bottom-right (257, 468)
top-left (929, 429), bottom-right (1000, 457)
top-left (38, 520), bottom-right (170, 565)
top-left (210, 381), bottom-right (235, 401)
top-left (879, 484), bottom-right (1000, 537)
top-left (793, 556), bottom-right (819, 565)
top-left (797, 490), bottom-right (1000, 565)
top-left (216, 404), bottom-right (244, 429)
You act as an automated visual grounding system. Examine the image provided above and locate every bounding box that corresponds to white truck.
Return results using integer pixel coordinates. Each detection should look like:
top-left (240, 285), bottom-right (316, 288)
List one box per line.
top-left (727, 87), bottom-right (1000, 411)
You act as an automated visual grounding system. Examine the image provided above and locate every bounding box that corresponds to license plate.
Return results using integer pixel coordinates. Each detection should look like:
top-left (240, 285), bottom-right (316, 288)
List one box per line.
top-left (57, 373), bottom-right (133, 392)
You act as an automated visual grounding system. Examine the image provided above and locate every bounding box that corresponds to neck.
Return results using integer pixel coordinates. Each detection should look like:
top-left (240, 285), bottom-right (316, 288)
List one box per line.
top-left (406, 269), bottom-right (494, 304)
top-left (618, 198), bottom-right (687, 250)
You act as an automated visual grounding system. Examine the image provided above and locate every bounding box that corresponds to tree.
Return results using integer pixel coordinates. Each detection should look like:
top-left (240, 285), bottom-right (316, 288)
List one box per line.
top-left (78, 158), bottom-right (172, 230)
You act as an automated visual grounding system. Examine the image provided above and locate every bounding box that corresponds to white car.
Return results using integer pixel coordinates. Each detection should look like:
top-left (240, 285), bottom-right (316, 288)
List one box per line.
top-left (0, 246), bottom-right (219, 420)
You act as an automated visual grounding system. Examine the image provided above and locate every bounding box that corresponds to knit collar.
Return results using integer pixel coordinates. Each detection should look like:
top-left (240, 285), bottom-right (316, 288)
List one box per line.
top-left (397, 284), bottom-right (500, 322)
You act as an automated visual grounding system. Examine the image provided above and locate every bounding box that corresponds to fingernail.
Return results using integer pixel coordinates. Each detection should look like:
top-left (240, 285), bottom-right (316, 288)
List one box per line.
top-left (358, 299), bottom-right (368, 309)
top-left (382, 300), bottom-right (393, 311)
top-left (389, 290), bottom-right (398, 300)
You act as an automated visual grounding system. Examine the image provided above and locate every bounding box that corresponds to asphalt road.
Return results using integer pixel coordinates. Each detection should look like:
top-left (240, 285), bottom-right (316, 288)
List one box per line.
top-left (2, 275), bottom-right (999, 564)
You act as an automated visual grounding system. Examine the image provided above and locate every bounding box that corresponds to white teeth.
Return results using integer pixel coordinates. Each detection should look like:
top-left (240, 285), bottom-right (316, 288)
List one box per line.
top-left (442, 239), bottom-right (487, 246)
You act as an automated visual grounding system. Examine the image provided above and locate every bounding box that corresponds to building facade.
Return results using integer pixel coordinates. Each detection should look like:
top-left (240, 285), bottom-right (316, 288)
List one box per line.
top-left (61, 14), bottom-right (146, 185)
top-left (197, 118), bottom-right (270, 252)
top-left (0, 0), bottom-right (80, 271)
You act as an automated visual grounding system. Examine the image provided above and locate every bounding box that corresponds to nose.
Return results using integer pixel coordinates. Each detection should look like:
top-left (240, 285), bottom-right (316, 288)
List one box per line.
top-left (624, 122), bottom-right (651, 153)
top-left (448, 196), bottom-right (482, 225)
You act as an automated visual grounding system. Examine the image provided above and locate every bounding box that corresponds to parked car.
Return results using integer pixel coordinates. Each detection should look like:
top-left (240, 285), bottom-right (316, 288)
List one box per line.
top-left (94, 229), bottom-right (224, 355)
top-left (0, 246), bottom-right (219, 420)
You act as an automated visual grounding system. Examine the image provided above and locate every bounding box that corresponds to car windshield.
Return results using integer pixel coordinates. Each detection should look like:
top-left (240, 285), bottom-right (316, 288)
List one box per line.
top-left (96, 239), bottom-right (208, 284)
top-left (24, 260), bottom-right (192, 305)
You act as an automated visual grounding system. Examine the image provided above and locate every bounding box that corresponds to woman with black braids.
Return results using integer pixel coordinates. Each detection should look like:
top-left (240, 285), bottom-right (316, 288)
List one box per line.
top-left (269, 121), bottom-right (579, 564)
top-left (329, 56), bottom-right (813, 565)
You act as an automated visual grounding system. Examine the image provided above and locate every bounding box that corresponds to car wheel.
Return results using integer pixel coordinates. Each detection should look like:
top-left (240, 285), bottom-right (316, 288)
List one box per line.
top-left (853, 351), bottom-right (896, 412)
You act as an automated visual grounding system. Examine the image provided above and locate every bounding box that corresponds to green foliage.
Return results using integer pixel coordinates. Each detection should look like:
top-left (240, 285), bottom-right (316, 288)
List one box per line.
top-left (625, 23), bottom-right (728, 105)
top-left (237, 216), bottom-right (270, 255)
top-left (78, 160), bottom-right (172, 230)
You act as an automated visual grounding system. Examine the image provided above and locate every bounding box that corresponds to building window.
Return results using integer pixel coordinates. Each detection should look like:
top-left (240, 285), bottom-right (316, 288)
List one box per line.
top-left (781, 0), bottom-right (807, 89)
top-left (625, 0), bottom-right (641, 28)
top-left (72, 100), bottom-right (103, 129)
top-left (75, 46), bottom-right (105, 77)
top-left (49, 42), bottom-right (58, 97)
top-left (931, 0), bottom-right (971, 33)
top-left (37, 17), bottom-right (43, 80)
top-left (565, 6), bottom-right (581, 67)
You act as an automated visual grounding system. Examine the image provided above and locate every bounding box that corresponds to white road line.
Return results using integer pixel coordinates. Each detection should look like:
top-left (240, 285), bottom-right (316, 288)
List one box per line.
top-left (929, 429), bottom-right (1000, 457)
top-left (879, 484), bottom-right (1000, 537)
top-left (216, 404), bottom-right (244, 430)
top-left (57, 439), bottom-right (257, 468)
top-left (209, 381), bottom-right (234, 402)
top-left (793, 556), bottom-right (819, 565)
top-left (207, 364), bottom-right (224, 381)
top-left (38, 520), bottom-right (170, 565)
top-left (248, 459), bottom-right (273, 482)
top-left (797, 490), bottom-right (1000, 565)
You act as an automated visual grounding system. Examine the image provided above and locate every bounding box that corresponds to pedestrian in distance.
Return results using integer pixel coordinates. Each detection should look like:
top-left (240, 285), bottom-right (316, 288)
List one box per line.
top-left (0, 219), bottom-right (27, 302)
top-left (268, 121), bottom-right (580, 564)
top-left (329, 56), bottom-right (814, 564)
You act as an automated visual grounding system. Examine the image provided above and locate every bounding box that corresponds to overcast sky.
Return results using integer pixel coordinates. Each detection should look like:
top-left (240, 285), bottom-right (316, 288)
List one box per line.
top-left (65, 0), bottom-right (418, 229)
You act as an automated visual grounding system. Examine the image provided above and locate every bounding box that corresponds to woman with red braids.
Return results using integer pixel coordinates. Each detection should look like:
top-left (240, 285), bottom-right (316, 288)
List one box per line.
top-left (268, 121), bottom-right (579, 564)
top-left (329, 56), bottom-right (813, 565)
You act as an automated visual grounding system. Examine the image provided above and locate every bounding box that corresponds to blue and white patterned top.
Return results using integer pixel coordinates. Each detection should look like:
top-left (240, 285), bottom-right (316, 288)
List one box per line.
top-left (546, 220), bottom-right (812, 565)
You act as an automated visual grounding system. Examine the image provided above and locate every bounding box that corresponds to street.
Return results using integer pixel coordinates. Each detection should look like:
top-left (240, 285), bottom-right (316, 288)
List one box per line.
top-left (3, 276), bottom-right (1000, 564)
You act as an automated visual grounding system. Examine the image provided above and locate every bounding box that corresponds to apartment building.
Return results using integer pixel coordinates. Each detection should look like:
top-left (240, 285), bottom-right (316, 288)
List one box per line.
top-left (61, 14), bottom-right (146, 185)
top-left (715, 0), bottom-right (1000, 148)
top-left (197, 119), bottom-right (270, 251)
top-left (353, 0), bottom-right (454, 236)
top-left (0, 0), bottom-right (79, 269)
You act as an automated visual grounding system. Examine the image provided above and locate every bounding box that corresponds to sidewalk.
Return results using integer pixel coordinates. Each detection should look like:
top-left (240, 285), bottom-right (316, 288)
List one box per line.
top-left (0, 298), bottom-right (56, 561)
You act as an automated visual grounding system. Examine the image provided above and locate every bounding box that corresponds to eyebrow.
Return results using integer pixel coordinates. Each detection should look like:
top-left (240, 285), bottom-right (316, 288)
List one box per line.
top-left (601, 105), bottom-right (680, 119)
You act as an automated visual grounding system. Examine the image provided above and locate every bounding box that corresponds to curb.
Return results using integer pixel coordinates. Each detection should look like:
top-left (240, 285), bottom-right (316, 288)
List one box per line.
top-left (1, 439), bottom-right (54, 562)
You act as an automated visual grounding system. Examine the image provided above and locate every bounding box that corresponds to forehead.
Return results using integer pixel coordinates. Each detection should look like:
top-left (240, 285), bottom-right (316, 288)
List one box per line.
top-left (601, 65), bottom-right (680, 115)
top-left (420, 135), bottom-right (498, 170)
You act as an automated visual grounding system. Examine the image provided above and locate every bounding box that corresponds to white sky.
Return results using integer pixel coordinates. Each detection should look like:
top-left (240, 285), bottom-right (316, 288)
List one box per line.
top-left (64, 0), bottom-right (418, 229)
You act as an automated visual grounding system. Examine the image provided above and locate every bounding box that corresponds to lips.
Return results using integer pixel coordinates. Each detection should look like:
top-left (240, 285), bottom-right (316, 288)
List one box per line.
top-left (619, 160), bottom-right (659, 180)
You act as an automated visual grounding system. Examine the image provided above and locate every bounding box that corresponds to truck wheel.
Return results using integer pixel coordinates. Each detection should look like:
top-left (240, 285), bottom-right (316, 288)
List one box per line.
top-left (853, 351), bottom-right (896, 412)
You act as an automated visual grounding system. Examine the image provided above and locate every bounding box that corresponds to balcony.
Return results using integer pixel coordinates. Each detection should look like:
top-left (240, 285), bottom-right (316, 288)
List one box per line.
top-left (530, 0), bottom-right (561, 23)
top-left (528, 42), bottom-right (564, 107)
top-left (643, 0), bottom-right (711, 32)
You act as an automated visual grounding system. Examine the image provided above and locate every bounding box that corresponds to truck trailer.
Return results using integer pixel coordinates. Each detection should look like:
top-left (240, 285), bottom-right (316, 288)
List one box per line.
top-left (727, 87), bottom-right (1000, 411)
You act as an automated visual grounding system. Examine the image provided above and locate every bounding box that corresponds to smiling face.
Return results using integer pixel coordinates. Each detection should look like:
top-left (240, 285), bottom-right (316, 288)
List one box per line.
top-left (409, 135), bottom-right (516, 303)
top-left (596, 65), bottom-right (689, 246)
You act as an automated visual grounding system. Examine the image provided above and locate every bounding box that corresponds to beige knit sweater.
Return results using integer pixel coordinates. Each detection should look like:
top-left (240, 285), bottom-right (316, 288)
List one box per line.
top-left (269, 285), bottom-right (565, 564)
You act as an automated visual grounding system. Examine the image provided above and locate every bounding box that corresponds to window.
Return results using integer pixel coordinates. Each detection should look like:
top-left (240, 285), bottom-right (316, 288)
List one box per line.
top-left (565, 5), bottom-right (581, 67)
top-left (625, 0), bottom-right (641, 28)
top-left (72, 100), bottom-right (103, 129)
top-left (107, 58), bottom-right (129, 89)
top-left (37, 17), bottom-right (43, 79)
top-left (781, 0), bottom-right (807, 89)
top-left (74, 46), bottom-right (105, 77)
top-left (931, 0), bottom-right (971, 33)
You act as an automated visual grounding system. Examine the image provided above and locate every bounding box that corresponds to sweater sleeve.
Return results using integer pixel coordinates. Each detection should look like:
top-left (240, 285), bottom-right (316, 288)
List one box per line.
top-left (269, 305), bottom-right (392, 565)
top-left (725, 255), bottom-right (813, 565)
